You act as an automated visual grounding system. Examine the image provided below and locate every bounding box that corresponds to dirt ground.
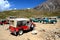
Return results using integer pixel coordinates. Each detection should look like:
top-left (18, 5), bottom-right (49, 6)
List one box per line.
top-left (0, 19), bottom-right (60, 40)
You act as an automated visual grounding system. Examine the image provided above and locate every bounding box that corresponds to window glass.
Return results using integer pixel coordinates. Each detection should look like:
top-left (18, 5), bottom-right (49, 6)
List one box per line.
top-left (17, 21), bottom-right (27, 27)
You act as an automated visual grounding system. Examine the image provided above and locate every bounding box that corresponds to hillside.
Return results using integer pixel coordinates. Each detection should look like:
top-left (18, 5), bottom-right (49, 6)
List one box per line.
top-left (34, 0), bottom-right (60, 11)
top-left (0, 9), bottom-right (60, 19)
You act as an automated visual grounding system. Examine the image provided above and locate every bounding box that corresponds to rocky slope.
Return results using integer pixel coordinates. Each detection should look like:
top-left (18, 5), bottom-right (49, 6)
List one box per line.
top-left (34, 0), bottom-right (60, 11)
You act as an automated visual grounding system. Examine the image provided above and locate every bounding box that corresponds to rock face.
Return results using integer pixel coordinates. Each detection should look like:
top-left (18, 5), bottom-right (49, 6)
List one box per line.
top-left (34, 0), bottom-right (60, 11)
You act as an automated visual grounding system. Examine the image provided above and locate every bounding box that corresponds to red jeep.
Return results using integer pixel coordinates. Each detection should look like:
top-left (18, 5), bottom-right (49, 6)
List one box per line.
top-left (0, 19), bottom-right (9, 25)
top-left (9, 18), bottom-right (35, 36)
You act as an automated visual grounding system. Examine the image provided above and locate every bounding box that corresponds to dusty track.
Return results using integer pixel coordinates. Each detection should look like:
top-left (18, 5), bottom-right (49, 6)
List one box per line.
top-left (0, 19), bottom-right (60, 40)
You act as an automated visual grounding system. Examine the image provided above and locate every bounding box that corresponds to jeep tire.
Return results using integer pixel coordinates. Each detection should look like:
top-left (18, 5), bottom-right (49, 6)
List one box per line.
top-left (14, 31), bottom-right (17, 36)
top-left (30, 25), bottom-right (34, 30)
top-left (19, 30), bottom-right (23, 35)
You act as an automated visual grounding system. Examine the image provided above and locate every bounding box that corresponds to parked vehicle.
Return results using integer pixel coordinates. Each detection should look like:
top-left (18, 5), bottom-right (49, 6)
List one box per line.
top-left (30, 18), bottom-right (42, 23)
top-left (0, 19), bottom-right (9, 25)
top-left (49, 18), bottom-right (57, 24)
top-left (42, 18), bottom-right (49, 24)
top-left (7, 16), bottom-right (17, 20)
top-left (9, 18), bottom-right (35, 36)
top-left (2, 19), bottom-right (9, 24)
top-left (42, 18), bottom-right (57, 24)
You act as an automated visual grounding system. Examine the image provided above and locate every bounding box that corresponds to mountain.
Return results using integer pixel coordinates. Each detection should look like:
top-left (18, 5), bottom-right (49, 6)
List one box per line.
top-left (0, 0), bottom-right (60, 19)
top-left (34, 0), bottom-right (60, 11)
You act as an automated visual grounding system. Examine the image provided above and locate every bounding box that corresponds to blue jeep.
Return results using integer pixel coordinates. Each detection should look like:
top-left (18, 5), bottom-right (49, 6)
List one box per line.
top-left (30, 18), bottom-right (42, 23)
top-left (42, 18), bottom-right (57, 24)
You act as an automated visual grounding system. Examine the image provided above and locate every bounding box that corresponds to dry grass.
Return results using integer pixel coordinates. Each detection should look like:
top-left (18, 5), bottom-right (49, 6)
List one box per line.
top-left (0, 9), bottom-right (60, 19)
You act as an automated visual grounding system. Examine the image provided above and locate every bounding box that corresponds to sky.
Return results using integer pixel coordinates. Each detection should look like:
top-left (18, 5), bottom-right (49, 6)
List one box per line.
top-left (0, 0), bottom-right (46, 11)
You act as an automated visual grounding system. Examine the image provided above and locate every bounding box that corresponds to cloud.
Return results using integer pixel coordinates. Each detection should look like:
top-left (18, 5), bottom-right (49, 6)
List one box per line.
top-left (27, 8), bottom-right (30, 9)
top-left (0, 0), bottom-right (11, 11)
top-left (14, 8), bottom-right (17, 10)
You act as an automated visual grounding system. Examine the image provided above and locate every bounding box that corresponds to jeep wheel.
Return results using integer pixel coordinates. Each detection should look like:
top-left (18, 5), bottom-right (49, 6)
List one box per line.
top-left (19, 30), bottom-right (23, 35)
top-left (53, 22), bottom-right (56, 24)
top-left (30, 25), bottom-right (34, 30)
top-left (14, 31), bottom-right (17, 36)
top-left (41, 21), bottom-right (44, 24)
top-left (31, 25), bottom-right (34, 28)
top-left (39, 21), bottom-right (41, 23)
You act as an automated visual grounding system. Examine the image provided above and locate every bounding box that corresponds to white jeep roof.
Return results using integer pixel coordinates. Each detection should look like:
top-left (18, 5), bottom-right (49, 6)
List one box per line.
top-left (9, 18), bottom-right (29, 21)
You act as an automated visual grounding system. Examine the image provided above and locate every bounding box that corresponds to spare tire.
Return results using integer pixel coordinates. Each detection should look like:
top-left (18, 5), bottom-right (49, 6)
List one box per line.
top-left (30, 24), bottom-right (34, 30)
